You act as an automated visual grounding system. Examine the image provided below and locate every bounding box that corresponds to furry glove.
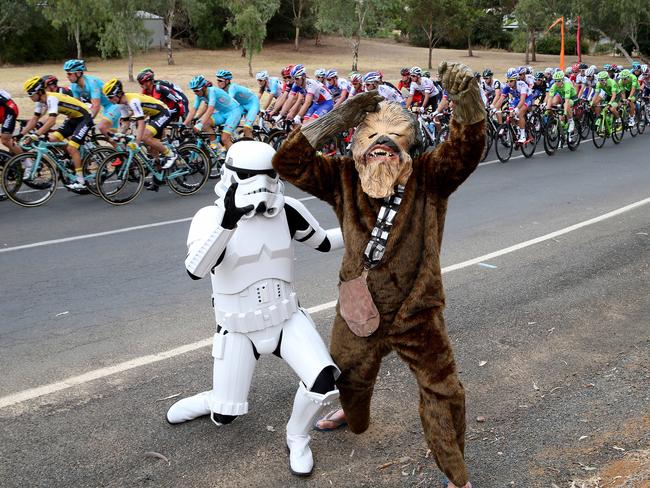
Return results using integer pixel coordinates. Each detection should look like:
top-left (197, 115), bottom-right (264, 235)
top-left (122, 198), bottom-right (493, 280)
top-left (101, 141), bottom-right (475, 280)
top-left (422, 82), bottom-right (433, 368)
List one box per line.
top-left (439, 61), bottom-right (485, 126)
top-left (300, 91), bottom-right (384, 149)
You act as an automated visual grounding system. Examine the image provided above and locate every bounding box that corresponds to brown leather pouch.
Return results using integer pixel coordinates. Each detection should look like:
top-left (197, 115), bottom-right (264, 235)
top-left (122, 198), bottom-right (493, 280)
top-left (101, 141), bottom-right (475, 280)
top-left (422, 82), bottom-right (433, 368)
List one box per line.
top-left (338, 269), bottom-right (380, 337)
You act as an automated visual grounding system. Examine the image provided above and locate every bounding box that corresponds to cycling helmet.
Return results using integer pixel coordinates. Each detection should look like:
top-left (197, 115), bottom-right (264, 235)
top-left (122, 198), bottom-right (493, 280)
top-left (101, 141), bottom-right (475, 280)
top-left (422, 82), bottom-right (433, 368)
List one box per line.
top-left (544, 67), bottom-right (554, 75)
top-left (423, 71), bottom-right (431, 78)
top-left (188, 75), bottom-right (208, 90)
top-left (409, 66), bottom-right (422, 76)
top-left (619, 69), bottom-right (631, 79)
top-left (215, 69), bottom-right (232, 80)
top-left (564, 67), bottom-right (572, 75)
top-left (572, 63), bottom-right (580, 73)
top-left (473, 71), bottom-right (481, 79)
top-left (362, 71), bottom-right (381, 84)
top-left (281, 65), bottom-right (294, 77)
top-left (527, 66), bottom-right (533, 74)
top-left (506, 68), bottom-right (518, 80)
top-left (102, 78), bottom-right (123, 98)
top-left (24, 75), bottom-right (45, 95)
top-left (597, 71), bottom-right (609, 80)
top-left (585, 67), bottom-right (596, 77)
top-left (552, 71), bottom-right (564, 81)
top-left (482, 69), bottom-right (493, 78)
top-left (63, 59), bottom-right (86, 73)
top-left (400, 67), bottom-right (410, 76)
top-left (314, 68), bottom-right (326, 78)
top-left (580, 63), bottom-right (588, 69)
top-left (350, 73), bottom-right (363, 83)
top-left (641, 64), bottom-right (648, 74)
top-left (136, 69), bottom-right (154, 84)
top-left (534, 71), bottom-right (545, 80)
top-left (603, 63), bottom-right (612, 71)
top-left (290, 64), bottom-right (306, 78)
top-left (255, 70), bottom-right (269, 81)
top-left (325, 69), bottom-right (338, 79)
top-left (43, 74), bottom-right (58, 86)
top-left (631, 61), bottom-right (641, 69)
top-left (518, 66), bottom-right (527, 75)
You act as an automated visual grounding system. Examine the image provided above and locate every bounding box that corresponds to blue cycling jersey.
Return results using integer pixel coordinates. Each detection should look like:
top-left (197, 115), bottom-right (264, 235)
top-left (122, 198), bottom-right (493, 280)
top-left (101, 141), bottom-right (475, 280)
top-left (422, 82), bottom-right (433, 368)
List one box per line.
top-left (265, 77), bottom-right (282, 98)
top-left (70, 75), bottom-right (112, 109)
top-left (193, 86), bottom-right (240, 113)
top-left (227, 82), bottom-right (257, 107)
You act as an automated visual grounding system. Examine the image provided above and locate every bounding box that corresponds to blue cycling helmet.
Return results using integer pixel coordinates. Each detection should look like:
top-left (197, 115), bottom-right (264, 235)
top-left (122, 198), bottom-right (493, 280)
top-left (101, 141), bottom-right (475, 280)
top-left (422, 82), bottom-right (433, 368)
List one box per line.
top-left (325, 69), bottom-right (338, 79)
top-left (314, 68), bottom-right (327, 78)
top-left (215, 69), bottom-right (232, 80)
top-left (63, 59), bottom-right (86, 73)
top-left (290, 64), bottom-right (306, 78)
top-left (506, 68), bottom-right (518, 80)
top-left (363, 71), bottom-right (381, 84)
top-left (518, 66), bottom-right (527, 75)
top-left (188, 75), bottom-right (208, 90)
top-left (632, 61), bottom-right (641, 69)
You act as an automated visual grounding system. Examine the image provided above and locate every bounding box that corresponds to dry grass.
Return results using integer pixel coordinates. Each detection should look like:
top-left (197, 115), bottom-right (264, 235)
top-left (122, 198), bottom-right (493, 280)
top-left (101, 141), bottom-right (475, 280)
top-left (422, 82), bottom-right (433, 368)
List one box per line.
top-left (570, 449), bottom-right (650, 488)
top-left (1, 35), bottom-right (626, 115)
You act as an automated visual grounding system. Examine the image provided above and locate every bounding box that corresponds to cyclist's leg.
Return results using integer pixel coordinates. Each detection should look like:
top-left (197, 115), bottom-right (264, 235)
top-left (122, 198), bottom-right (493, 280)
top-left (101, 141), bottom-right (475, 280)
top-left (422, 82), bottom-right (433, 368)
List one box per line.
top-left (97, 104), bottom-right (121, 141)
top-left (219, 107), bottom-right (242, 149)
top-left (65, 116), bottom-right (93, 185)
top-left (143, 111), bottom-right (171, 156)
top-left (241, 99), bottom-right (260, 139)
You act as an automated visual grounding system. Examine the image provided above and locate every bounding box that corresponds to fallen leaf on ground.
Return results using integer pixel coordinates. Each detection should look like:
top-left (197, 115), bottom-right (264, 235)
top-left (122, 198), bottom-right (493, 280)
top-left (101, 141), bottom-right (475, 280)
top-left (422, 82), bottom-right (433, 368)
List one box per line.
top-left (479, 361), bottom-right (487, 367)
top-left (144, 451), bottom-right (170, 465)
top-left (155, 393), bottom-right (180, 402)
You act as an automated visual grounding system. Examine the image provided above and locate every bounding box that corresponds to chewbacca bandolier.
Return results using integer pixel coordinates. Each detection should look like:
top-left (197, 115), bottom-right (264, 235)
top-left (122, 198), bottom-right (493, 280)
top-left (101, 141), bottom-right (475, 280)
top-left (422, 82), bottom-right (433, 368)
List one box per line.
top-left (273, 62), bottom-right (485, 487)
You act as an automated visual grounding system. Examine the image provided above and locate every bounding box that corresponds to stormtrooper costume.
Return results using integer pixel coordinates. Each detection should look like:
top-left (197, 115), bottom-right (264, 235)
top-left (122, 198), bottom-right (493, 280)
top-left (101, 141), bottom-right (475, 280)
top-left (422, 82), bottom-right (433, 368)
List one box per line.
top-left (166, 140), bottom-right (343, 477)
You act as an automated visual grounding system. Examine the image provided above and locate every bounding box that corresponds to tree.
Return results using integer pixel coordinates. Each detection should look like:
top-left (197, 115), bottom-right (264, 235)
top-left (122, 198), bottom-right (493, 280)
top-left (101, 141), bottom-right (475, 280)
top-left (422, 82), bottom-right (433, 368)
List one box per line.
top-left (515, 0), bottom-right (552, 63)
top-left (441, 0), bottom-right (482, 57)
top-left (405, 0), bottom-right (445, 70)
top-left (29, 0), bottom-right (106, 59)
top-left (291, 0), bottom-right (310, 51)
top-left (150, 0), bottom-right (191, 65)
top-left (97, 0), bottom-right (151, 81)
top-left (225, 0), bottom-right (280, 77)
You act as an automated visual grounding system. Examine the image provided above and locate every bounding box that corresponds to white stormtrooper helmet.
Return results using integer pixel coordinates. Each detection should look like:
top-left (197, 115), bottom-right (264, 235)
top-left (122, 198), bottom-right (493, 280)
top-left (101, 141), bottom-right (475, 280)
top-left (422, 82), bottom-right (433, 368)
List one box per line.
top-left (215, 141), bottom-right (285, 218)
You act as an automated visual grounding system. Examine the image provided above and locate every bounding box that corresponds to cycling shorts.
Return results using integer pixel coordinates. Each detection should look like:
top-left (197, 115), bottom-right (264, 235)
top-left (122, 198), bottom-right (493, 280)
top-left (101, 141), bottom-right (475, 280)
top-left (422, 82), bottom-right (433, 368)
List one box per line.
top-left (146, 109), bottom-right (172, 139)
top-left (52, 115), bottom-right (94, 148)
top-left (0, 103), bottom-right (18, 135)
top-left (212, 106), bottom-right (243, 135)
top-left (600, 92), bottom-right (621, 107)
top-left (554, 93), bottom-right (579, 106)
top-left (509, 95), bottom-right (533, 109)
top-left (101, 104), bottom-right (123, 129)
top-left (305, 99), bottom-right (334, 118)
top-left (239, 98), bottom-right (261, 128)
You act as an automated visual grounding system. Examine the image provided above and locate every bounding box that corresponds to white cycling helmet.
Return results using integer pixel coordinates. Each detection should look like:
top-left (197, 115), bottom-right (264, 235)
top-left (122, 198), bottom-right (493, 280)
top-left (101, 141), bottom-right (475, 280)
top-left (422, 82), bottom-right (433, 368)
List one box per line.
top-left (255, 70), bottom-right (269, 81)
top-left (642, 64), bottom-right (648, 74)
top-left (585, 67), bottom-right (596, 77)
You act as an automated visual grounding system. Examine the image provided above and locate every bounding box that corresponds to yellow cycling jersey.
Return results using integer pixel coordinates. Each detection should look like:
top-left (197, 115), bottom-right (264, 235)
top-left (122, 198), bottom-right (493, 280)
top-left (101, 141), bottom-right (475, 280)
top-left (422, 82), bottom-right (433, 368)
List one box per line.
top-left (121, 93), bottom-right (168, 119)
top-left (35, 92), bottom-right (91, 119)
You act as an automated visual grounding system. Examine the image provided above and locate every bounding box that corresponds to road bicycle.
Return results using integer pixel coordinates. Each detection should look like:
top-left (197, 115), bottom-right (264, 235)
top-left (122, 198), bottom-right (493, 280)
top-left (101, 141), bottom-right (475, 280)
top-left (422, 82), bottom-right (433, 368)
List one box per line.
top-left (494, 107), bottom-right (537, 163)
top-left (591, 103), bottom-right (624, 148)
top-left (543, 105), bottom-right (581, 155)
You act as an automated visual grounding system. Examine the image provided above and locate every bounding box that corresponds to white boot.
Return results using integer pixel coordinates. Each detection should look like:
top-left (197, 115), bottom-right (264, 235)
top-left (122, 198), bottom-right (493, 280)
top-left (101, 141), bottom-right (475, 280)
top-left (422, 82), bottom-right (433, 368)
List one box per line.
top-left (166, 390), bottom-right (211, 424)
top-left (286, 382), bottom-right (339, 476)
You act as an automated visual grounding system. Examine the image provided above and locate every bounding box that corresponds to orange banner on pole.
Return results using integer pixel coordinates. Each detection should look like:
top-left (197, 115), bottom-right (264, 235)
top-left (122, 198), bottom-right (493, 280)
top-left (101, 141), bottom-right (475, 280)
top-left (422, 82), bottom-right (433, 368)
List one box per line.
top-left (547, 17), bottom-right (565, 71)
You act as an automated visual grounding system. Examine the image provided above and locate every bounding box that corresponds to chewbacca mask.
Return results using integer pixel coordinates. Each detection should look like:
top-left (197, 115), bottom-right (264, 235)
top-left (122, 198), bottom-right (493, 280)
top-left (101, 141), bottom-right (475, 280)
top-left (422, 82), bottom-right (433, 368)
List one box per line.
top-left (350, 101), bottom-right (421, 199)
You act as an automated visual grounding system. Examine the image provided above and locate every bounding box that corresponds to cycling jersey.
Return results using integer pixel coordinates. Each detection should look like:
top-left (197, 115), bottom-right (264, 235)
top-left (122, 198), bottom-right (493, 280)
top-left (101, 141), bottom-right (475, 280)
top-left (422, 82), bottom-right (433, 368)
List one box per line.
top-left (376, 83), bottom-right (404, 104)
top-left (69, 74), bottom-right (112, 109)
top-left (264, 77), bottom-right (282, 98)
top-left (0, 89), bottom-right (19, 134)
top-left (326, 78), bottom-right (350, 100)
top-left (549, 81), bottom-right (578, 104)
top-left (35, 92), bottom-right (91, 119)
top-left (291, 78), bottom-right (332, 102)
top-left (227, 82), bottom-right (260, 129)
top-left (481, 79), bottom-right (501, 100)
top-left (147, 80), bottom-right (188, 118)
top-left (409, 77), bottom-right (439, 97)
top-left (116, 93), bottom-right (168, 119)
top-left (349, 84), bottom-right (364, 97)
top-left (598, 78), bottom-right (620, 98)
top-left (193, 86), bottom-right (240, 114)
top-left (618, 74), bottom-right (640, 95)
top-left (531, 81), bottom-right (547, 100)
top-left (502, 80), bottom-right (532, 106)
top-left (282, 81), bottom-right (294, 94)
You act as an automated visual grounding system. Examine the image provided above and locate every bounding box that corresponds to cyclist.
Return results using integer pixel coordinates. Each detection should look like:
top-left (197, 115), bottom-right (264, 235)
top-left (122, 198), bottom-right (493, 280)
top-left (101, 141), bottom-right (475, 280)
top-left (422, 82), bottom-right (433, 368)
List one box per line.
top-left (267, 65), bottom-right (294, 120)
top-left (618, 69), bottom-right (640, 127)
top-left (137, 68), bottom-right (188, 123)
top-left (256, 70), bottom-right (282, 112)
top-left (546, 70), bottom-right (579, 139)
top-left (481, 69), bottom-right (501, 106)
top-left (63, 59), bottom-right (121, 138)
top-left (592, 70), bottom-right (621, 123)
top-left (348, 72), bottom-right (364, 97)
top-left (531, 72), bottom-right (547, 103)
top-left (639, 65), bottom-right (649, 96)
top-left (362, 71), bottom-right (404, 104)
top-left (184, 75), bottom-right (241, 151)
top-left (0, 89), bottom-right (21, 156)
top-left (103, 78), bottom-right (176, 172)
top-left (314, 68), bottom-right (327, 85)
top-left (499, 67), bottom-right (532, 143)
top-left (325, 69), bottom-right (349, 109)
top-left (397, 68), bottom-right (411, 95)
top-left (580, 67), bottom-right (598, 101)
top-left (285, 64), bottom-right (333, 125)
top-left (405, 66), bottom-right (439, 111)
top-left (216, 69), bottom-right (259, 139)
top-left (43, 75), bottom-right (73, 96)
top-left (23, 75), bottom-right (94, 189)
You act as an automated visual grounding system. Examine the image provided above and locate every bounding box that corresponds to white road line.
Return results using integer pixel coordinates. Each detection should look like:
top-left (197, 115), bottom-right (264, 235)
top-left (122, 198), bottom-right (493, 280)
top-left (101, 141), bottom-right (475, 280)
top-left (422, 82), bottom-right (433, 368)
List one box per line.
top-left (0, 195), bottom-right (318, 253)
top-left (1, 195), bottom-right (648, 410)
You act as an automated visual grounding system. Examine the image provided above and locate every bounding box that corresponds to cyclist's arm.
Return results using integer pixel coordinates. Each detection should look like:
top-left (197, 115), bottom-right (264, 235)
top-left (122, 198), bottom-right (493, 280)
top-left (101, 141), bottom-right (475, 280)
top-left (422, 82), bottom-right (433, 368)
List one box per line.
top-left (295, 93), bottom-right (313, 119)
top-left (21, 111), bottom-right (44, 135)
top-left (333, 89), bottom-right (348, 109)
top-left (198, 103), bottom-right (215, 128)
top-left (422, 91), bottom-right (431, 109)
top-left (135, 118), bottom-right (146, 145)
top-left (89, 98), bottom-right (101, 118)
top-left (36, 97), bottom-right (58, 136)
top-left (128, 98), bottom-right (147, 145)
top-left (269, 91), bottom-right (287, 115)
top-left (281, 92), bottom-right (301, 118)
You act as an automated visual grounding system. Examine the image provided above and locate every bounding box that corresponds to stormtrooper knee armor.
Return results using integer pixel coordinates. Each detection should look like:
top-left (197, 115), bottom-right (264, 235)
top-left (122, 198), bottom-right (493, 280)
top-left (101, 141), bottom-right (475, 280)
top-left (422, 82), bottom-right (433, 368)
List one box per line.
top-left (167, 141), bottom-right (343, 476)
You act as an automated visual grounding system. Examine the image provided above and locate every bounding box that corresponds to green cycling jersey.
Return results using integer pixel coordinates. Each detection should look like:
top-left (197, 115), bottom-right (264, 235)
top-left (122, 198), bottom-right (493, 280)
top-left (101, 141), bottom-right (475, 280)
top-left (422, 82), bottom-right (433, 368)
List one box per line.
top-left (549, 81), bottom-right (577, 99)
top-left (597, 77), bottom-right (619, 97)
top-left (618, 74), bottom-right (640, 93)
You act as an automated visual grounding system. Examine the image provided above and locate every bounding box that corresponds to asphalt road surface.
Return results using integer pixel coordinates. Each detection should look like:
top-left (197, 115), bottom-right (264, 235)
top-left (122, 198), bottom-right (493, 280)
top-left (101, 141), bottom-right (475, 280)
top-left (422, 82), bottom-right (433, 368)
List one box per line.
top-left (1, 135), bottom-right (649, 488)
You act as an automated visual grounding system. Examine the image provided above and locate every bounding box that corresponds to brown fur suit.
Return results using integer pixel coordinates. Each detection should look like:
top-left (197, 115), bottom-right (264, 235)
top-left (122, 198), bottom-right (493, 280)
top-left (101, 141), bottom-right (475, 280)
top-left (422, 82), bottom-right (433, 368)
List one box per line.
top-left (272, 63), bottom-right (485, 486)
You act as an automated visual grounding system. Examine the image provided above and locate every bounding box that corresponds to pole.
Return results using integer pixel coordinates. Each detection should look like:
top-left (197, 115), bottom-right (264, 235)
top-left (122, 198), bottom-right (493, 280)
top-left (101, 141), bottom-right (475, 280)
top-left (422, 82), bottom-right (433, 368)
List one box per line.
top-left (560, 17), bottom-right (564, 71)
top-left (577, 16), bottom-right (581, 63)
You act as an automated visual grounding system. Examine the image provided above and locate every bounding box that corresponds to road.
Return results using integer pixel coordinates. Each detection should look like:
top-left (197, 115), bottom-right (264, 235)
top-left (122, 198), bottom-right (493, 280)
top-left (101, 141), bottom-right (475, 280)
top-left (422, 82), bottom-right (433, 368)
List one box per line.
top-left (1, 135), bottom-right (649, 488)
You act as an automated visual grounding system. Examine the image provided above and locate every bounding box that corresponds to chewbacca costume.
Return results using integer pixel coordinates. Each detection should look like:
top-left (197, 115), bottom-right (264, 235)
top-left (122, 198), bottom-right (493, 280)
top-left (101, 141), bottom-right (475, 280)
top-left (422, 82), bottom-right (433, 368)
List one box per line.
top-left (272, 62), bottom-right (485, 486)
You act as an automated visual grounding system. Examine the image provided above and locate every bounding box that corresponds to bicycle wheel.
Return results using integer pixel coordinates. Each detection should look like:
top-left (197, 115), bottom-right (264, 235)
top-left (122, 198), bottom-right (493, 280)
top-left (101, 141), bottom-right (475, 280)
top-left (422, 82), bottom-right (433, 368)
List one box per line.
top-left (543, 118), bottom-right (560, 155)
top-left (96, 152), bottom-right (144, 205)
top-left (611, 116), bottom-right (624, 144)
top-left (266, 130), bottom-right (287, 151)
top-left (481, 123), bottom-right (494, 162)
top-left (527, 111), bottom-right (543, 144)
top-left (82, 147), bottom-right (117, 196)
top-left (2, 153), bottom-right (58, 207)
top-left (567, 120), bottom-right (581, 151)
top-left (494, 124), bottom-right (513, 163)
top-left (0, 150), bottom-right (10, 201)
top-left (579, 110), bottom-right (592, 140)
top-left (520, 119), bottom-right (538, 158)
top-left (592, 115), bottom-right (607, 148)
top-left (628, 113), bottom-right (639, 137)
top-left (167, 144), bottom-right (210, 196)
top-left (638, 107), bottom-right (647, 134)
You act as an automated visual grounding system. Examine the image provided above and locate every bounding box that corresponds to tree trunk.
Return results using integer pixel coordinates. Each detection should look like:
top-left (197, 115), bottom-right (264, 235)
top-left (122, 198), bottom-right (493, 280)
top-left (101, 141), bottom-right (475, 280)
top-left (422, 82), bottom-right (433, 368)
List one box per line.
top-left (294, 26), bottom-right (300, 51)
top-left (74, 23), bottom-right (82, 59)
top-left (427, 23), bottom-right (433, 70)
top-left (293, 0), bottom-right (302, 51)
top-left (315, 31), bottom-right (321, 46)
top-left (596, 29), bottom-right (634, 65)
top-left (352, 35), bottom-right (360, 71)
top-left (248, 49), bottom-right (253, 77)
top-left (127, 43), bottom-right (134, 82)
top-left (166, 4), bottom-right (175, 65)
top-left (467, 35), bottom-right (473, 57)
top-left (531, 31), bottom-right (537, 62)
top-left (525, 30), bottom-right (530, 64)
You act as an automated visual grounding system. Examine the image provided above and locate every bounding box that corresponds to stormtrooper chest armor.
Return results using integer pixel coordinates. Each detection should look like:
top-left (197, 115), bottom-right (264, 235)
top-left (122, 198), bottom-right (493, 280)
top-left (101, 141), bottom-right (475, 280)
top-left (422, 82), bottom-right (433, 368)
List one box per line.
top-left (210, 208), bottom-right (298, 333)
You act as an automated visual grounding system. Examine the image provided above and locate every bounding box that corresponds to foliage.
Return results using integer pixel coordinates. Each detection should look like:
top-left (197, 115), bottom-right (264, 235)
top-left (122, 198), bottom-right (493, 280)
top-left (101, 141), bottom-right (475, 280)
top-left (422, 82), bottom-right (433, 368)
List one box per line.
top-left (185, 0), bottom-right (228, 49)
top-left (225, 0), bottom-right (280, 76)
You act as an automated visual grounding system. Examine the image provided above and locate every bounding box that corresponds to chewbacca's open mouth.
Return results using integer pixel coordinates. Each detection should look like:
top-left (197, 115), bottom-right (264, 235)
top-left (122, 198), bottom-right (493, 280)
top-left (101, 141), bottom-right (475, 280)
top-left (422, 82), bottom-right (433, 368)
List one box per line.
top-left (364, 144), bottom-right (400, 164)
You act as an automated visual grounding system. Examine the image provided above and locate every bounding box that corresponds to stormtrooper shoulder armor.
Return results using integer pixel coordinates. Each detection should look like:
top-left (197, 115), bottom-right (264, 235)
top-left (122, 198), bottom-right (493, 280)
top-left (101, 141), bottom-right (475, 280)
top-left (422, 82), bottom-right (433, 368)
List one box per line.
top-left (284, 197), bottom-right (343, 252)
top-left (185, 205), bottom-right (235, 279)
